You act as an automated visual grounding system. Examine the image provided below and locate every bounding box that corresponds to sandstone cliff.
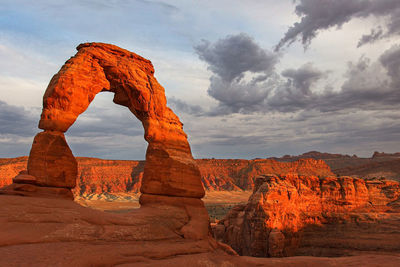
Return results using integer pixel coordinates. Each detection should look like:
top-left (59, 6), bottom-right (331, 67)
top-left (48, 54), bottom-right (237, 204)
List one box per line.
top-left (214, 174), bottom-right (400, 257)
top-left (0, 157), bottom-right (333, 195)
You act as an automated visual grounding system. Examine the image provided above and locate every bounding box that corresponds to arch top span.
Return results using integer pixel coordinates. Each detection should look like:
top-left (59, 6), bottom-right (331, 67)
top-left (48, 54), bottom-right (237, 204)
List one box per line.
top-left (27, 42), bottom-right (205, 199)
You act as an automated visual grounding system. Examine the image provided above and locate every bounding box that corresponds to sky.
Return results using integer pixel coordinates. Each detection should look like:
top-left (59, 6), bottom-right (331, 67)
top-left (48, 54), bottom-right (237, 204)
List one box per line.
top-left (0, 0), bottom-right (399, 160)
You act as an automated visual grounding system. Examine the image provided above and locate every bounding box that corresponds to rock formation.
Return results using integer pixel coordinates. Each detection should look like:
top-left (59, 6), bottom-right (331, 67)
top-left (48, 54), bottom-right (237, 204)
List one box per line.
top-left (0, 42), bottom-right (208, 240)
top-left (214, 174), bottom-right (400, 257)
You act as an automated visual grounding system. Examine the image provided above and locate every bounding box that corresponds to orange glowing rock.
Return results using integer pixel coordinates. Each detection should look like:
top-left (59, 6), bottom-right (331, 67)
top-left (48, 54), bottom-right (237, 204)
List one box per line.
top-left (0, 42), bottom-right (209, 241)
top-left (215, 174), bottom-right (400, 257)
top-left (28, 131), bottom-right (77, 188)
top-left (26, 42), bottom-right (204, 198)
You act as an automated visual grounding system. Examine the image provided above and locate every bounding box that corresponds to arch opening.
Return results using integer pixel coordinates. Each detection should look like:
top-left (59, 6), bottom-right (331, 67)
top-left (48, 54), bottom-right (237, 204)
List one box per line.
top-left (67, 91), bottom-right (146, 206)
top-left (67, 91), bottom-right (146, 160)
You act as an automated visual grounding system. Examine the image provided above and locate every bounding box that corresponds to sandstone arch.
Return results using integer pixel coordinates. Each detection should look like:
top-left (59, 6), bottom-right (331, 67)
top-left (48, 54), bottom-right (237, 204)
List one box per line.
top-left (27, 43), bottom-right (204, 200)
top-left (0, 43), bottom-right (211, 241)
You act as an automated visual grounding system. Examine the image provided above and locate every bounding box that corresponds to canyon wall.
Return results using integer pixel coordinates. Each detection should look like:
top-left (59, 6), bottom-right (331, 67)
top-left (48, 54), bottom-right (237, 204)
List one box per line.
top-left (0, 157), bottom-right (333, 195)
top-left (213, 174), bottom-right (400, 257)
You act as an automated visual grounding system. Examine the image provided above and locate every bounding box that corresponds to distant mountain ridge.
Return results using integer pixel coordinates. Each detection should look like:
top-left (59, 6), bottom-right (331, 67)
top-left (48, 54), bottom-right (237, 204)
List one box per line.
top-left (271, 151), bottom-right (358, 160)
top-left (272, 151), bottom-right (400, 180)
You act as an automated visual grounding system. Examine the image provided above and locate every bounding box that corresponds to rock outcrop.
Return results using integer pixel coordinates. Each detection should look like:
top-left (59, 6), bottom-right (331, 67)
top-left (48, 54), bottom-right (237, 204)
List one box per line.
top-left (198, 158), bottom-right (333, 191)
top-left (0, 42), bottom-right (208, 241)
top-left (214, 174), bottom-right (400, 257)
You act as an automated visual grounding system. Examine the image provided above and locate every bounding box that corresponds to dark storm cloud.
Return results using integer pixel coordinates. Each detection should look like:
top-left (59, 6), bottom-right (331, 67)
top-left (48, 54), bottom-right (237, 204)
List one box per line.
top-left (276, 0), bottom-right (400, 50)
top-left (281, 63), bottom-right (324, 95)
top-left (194, 33), bottom-right (279, 114)
top-left (0, 100), bottom-right (37, 136)
top-left (270, 45), bottom-right (400, 113)
top-left (195, 33), bottom-right (277, 82)
top-left (380, 44), bottom-right (400, 86)
top-left (195, 34), bottom-right (400, 115)
top-left (266, 63), bottom-right (325, 112)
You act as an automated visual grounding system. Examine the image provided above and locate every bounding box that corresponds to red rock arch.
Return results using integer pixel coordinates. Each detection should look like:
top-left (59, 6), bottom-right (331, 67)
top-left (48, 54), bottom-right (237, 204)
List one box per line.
top-left (27, 43), bottom-right (204, 199)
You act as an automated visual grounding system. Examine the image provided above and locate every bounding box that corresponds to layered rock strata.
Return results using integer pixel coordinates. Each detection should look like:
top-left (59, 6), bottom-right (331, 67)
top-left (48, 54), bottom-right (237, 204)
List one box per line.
top-left (214, 174), bottom-right (400, 257)
top-left (0, 157), bottom-right (333, 195)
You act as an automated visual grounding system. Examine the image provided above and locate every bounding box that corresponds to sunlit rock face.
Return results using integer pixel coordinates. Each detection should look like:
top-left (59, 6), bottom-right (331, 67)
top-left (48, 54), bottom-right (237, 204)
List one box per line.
top-left (0, 43), bottom-right (209, 240)
top-left (1, 42), bottom-right (204, 199)
top-left (214, 174), bottom-right (400, 257)
top-left (0, 157), bottom-right (336, 196)
top-left (35, 42), bottom-right (204, 198)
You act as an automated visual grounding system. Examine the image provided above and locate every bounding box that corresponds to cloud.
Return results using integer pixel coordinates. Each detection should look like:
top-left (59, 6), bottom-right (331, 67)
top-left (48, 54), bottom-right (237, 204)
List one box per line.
top-left (380, 43), bottom-right (400, 87)
top-left (276, 0), bottom-right (400, 50)
top-left (0, 94), bottom-right (148, 159)
top-left (182, 107), bottom-right (400, 159)
top-left (194, 33), bottom-right (279, 114)
top-left (167, 97), bottom-right (204, 115)
top-left (357, 26), bottom-right (384, 47)
top-left (195, 34), bottom-right (400, 115)
top-left (270, 45), bottom-right (400, 113)
top-left (195, 33), bottom-right (277, 82)
top-left (0, 100), bottom-right (37, 136)
top-left (281, 63), bottom-right (324, 95)
top-left (67, 104), bottom-right (144, 138)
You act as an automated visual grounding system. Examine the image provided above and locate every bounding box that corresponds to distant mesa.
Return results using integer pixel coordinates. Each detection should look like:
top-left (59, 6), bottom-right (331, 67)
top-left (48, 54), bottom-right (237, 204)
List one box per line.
top-left (274, 151), bottom-right (358, 160)
top-left (372, 151), bottom-right (400, 158)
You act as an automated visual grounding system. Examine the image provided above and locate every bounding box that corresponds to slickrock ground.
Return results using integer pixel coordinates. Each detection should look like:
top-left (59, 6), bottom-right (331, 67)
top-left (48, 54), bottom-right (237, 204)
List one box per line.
top-left (214, 174), bottom-right (400, 258)
top-left (1, 195), bottom-right (400, 266)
